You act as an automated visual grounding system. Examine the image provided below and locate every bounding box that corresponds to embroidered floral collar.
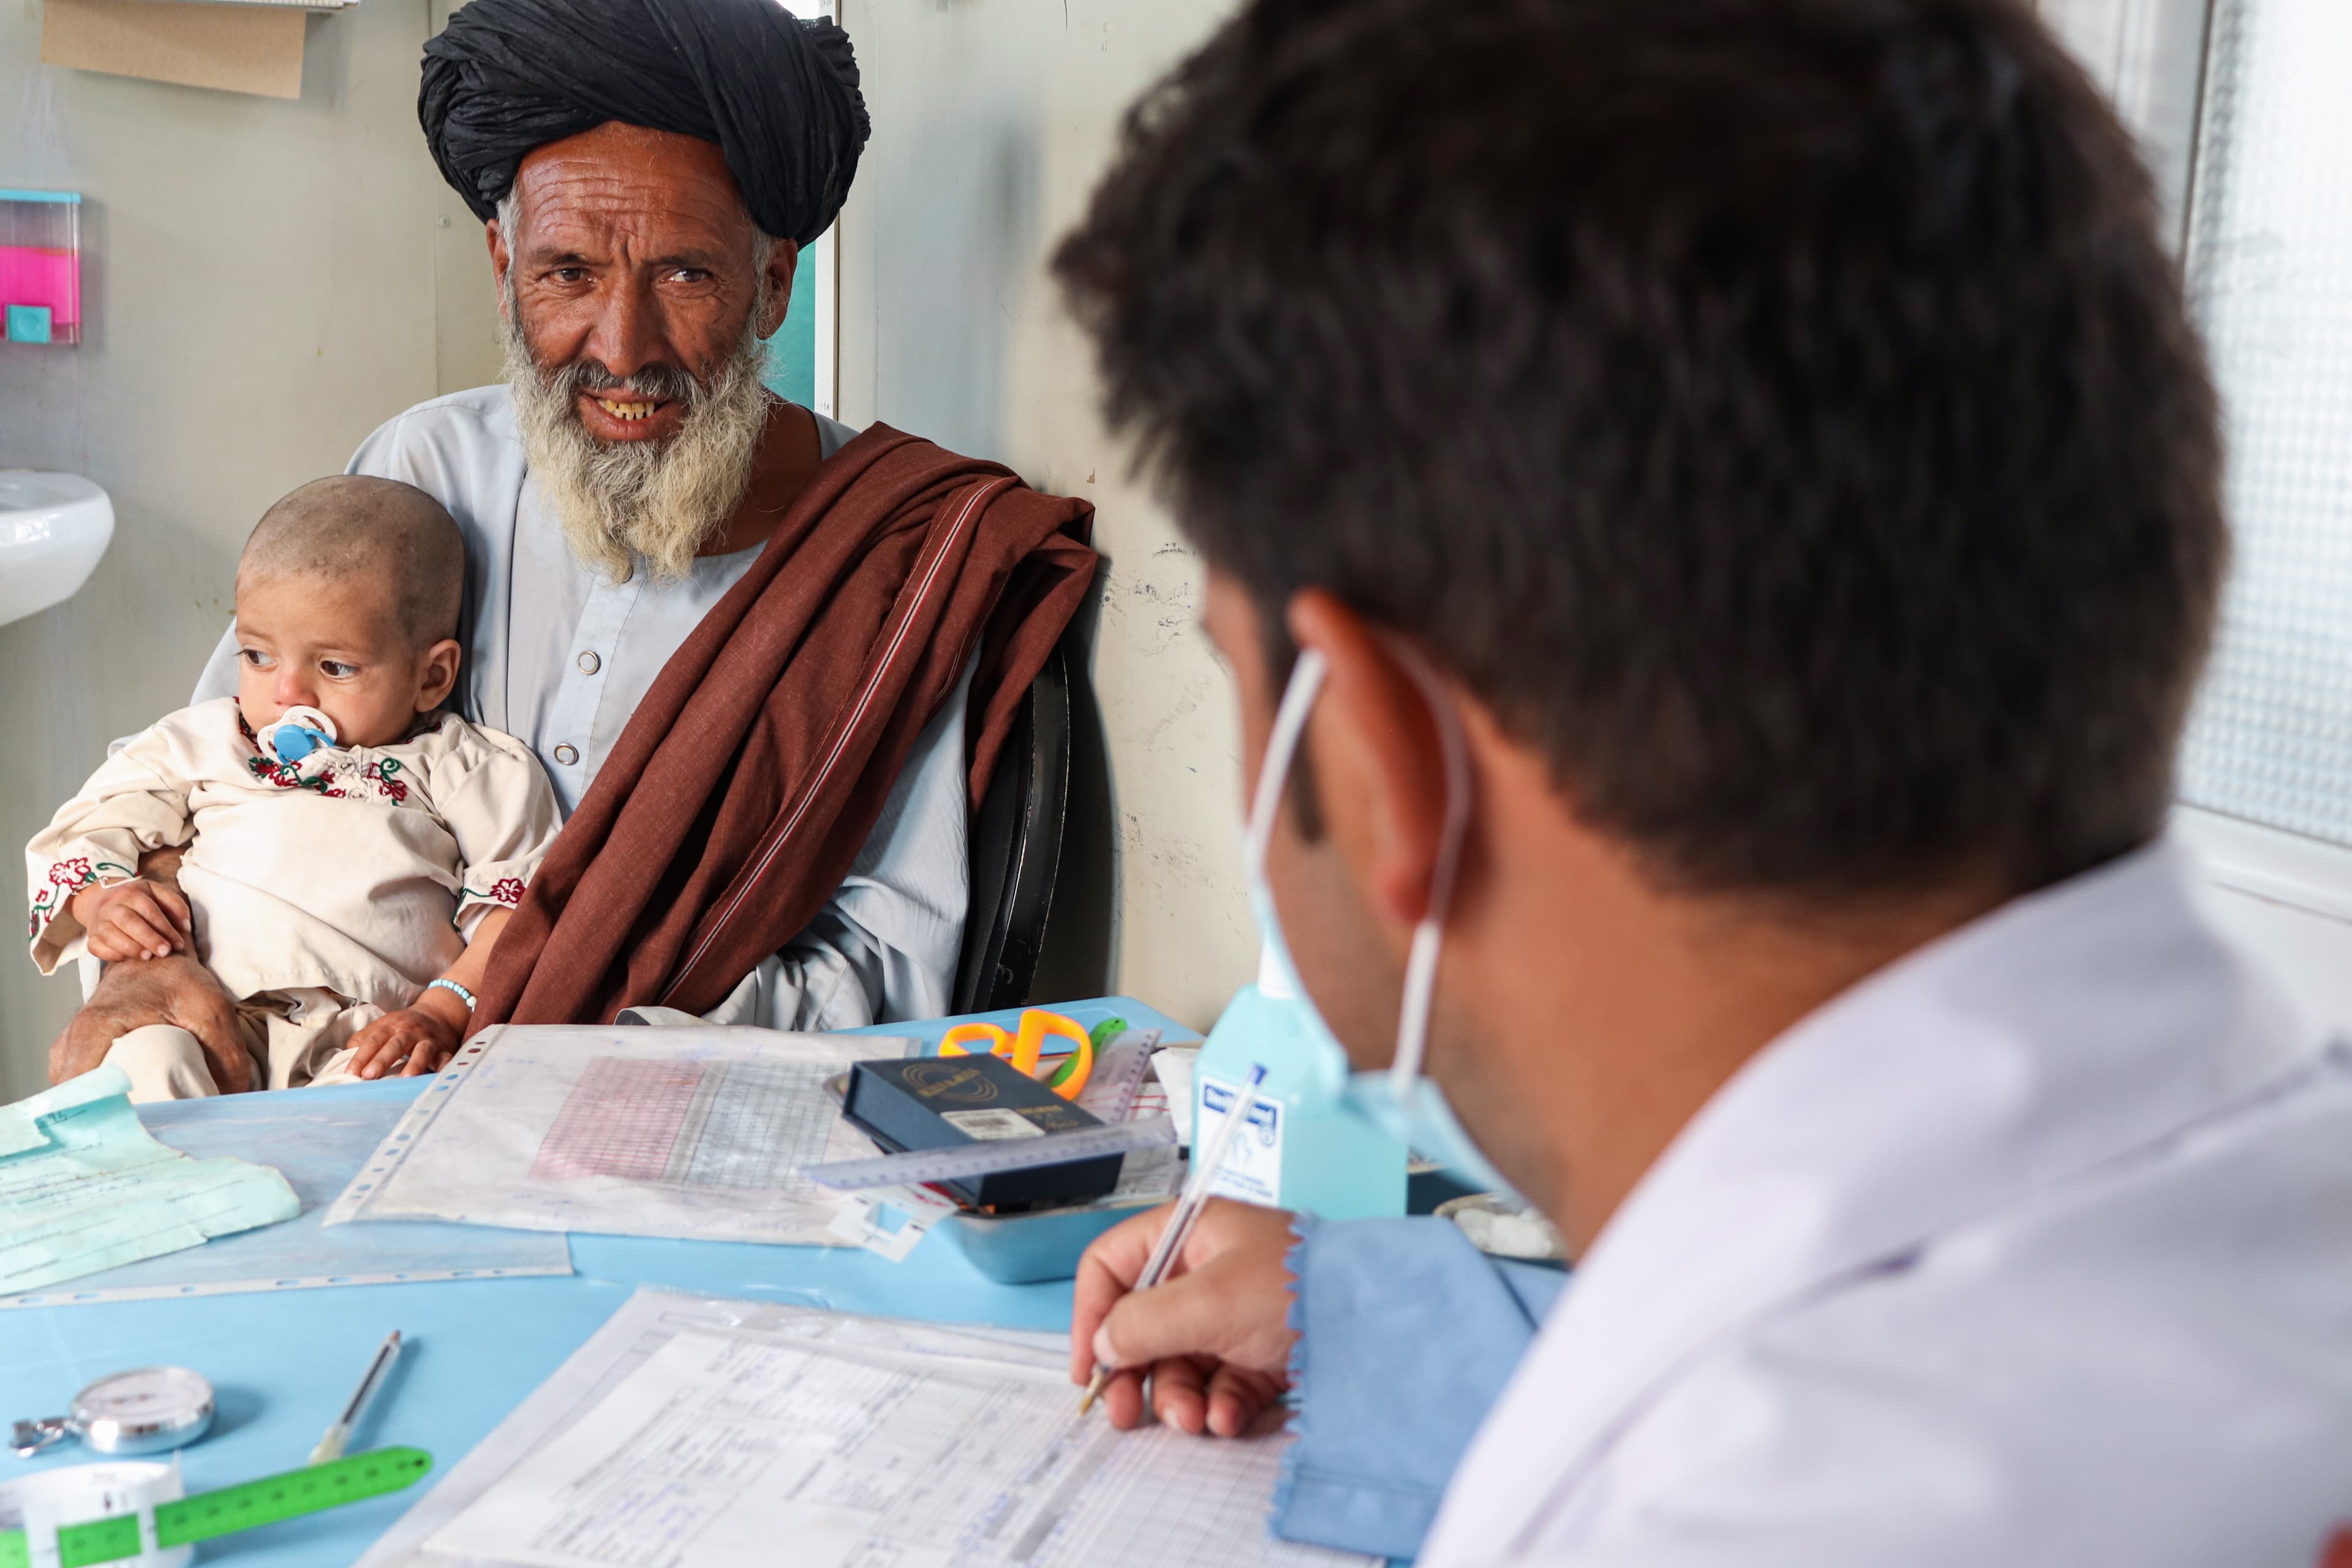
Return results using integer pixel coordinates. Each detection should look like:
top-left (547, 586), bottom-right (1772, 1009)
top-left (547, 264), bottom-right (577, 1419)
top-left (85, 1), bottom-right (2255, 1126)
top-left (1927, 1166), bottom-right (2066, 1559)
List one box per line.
top-left (235, 708), bottom-right (420, 806)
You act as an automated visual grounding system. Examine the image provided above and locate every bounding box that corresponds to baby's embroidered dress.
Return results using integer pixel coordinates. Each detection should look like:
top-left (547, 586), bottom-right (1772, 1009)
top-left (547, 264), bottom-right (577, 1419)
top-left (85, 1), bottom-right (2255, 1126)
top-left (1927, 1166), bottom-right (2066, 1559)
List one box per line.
top-left (26, 698), bottom-right (560, 1091)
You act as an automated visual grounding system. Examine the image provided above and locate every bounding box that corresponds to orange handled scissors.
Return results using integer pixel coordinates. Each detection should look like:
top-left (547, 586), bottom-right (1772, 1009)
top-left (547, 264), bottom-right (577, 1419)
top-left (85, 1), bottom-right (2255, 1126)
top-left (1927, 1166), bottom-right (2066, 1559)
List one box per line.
top-left (937, 1008), bottom-right (1094, 1101)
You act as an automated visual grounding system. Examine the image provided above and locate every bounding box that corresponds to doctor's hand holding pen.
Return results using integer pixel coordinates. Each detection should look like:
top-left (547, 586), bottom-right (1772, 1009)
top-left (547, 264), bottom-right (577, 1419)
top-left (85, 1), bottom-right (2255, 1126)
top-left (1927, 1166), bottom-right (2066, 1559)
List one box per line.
top-left (1069, 1198), bottom-right (1298, 1437)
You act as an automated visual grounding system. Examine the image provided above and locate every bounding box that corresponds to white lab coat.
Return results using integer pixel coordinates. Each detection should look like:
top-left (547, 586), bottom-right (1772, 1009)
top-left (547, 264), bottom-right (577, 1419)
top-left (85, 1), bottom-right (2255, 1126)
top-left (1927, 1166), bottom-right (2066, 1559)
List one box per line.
top-left (1422, 842), bottom-right (2352, 1566)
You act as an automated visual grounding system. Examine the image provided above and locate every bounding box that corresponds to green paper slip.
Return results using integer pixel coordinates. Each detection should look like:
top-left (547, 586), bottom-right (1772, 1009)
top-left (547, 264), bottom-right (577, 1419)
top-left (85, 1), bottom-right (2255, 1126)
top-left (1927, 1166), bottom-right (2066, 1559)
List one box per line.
top-left (0, 1068), bottom-right (298, 1296)
top-left (0, 1447), bottom-right (432, 1568)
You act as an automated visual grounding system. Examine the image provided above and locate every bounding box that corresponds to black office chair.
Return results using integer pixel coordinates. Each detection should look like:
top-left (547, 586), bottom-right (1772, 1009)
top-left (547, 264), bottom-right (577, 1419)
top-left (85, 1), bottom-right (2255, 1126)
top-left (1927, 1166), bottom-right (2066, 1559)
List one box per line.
top-left (951, 641), bottom-right (1074, 1014)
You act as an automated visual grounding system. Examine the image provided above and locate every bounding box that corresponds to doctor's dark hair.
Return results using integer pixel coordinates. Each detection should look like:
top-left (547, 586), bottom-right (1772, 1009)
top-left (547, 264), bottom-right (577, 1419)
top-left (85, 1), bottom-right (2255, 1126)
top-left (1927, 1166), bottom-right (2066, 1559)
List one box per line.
top-left (1055, 0), bottom-right (2223, 897)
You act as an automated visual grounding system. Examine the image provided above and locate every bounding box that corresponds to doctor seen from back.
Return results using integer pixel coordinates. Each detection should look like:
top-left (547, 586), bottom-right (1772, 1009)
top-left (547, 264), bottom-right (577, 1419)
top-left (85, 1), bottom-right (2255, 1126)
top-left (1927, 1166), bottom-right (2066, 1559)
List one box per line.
top-left (1053, 0), bottom-right (2352, 1563)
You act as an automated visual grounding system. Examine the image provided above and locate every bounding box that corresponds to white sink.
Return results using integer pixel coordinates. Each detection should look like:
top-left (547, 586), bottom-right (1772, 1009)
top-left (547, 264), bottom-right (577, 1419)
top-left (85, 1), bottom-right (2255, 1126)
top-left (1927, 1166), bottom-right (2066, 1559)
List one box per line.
top-left (0, 472), bottom-right (113, 628)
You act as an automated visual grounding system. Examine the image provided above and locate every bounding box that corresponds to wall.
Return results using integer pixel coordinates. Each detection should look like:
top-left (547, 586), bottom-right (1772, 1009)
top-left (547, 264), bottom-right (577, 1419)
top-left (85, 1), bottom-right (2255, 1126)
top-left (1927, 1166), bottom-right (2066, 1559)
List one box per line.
top-left (0, 0), bottom-right (451, 1098)
top-left (428, 0), bottom-right (505, 399)
top-left (834, 0), bottom-right (1256, 1033)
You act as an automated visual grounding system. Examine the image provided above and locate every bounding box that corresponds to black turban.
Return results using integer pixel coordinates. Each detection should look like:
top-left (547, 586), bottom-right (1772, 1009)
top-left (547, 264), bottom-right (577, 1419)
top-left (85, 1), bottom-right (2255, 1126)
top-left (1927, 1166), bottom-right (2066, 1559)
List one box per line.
top-left (418, 0), bottom-right (869, 249)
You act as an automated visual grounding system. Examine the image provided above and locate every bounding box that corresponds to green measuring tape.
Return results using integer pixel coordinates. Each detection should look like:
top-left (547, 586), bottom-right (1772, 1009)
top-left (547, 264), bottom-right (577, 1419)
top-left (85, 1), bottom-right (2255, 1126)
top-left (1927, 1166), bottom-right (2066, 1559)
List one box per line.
top-left (0, 1447), bottom-right (431, 1568)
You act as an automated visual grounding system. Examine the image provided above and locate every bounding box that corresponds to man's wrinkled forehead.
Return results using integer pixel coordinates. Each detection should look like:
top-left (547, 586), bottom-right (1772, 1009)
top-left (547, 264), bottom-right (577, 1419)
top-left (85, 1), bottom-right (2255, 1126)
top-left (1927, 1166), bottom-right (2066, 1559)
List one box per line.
top-left (507, 121), bottom-right (756, 259)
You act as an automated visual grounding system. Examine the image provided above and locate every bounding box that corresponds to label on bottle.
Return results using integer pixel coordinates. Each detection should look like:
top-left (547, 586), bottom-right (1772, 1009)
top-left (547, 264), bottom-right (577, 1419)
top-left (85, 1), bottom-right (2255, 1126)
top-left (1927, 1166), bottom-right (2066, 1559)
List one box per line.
top-left (1196, 1076), bottom-right (1285, 1205)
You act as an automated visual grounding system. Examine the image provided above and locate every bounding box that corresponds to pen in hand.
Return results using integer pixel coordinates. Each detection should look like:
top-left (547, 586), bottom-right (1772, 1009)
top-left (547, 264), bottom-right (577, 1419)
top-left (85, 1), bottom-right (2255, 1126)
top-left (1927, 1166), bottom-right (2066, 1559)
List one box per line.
top-left (1079, 1063), bottom-right (1268, 1415)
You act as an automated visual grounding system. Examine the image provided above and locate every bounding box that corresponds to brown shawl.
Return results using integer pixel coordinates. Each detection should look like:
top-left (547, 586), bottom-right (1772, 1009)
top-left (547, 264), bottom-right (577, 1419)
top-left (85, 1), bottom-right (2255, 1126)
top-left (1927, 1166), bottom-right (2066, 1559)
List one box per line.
top-left (470, 423), bottom-right (1097, 1029)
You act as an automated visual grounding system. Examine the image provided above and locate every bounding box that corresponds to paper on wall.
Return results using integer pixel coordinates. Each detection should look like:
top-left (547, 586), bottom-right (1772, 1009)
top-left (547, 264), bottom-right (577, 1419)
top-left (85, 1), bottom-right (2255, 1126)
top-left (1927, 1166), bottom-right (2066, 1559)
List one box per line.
top-left (0, 1066), bottom-right (298, 1297)
top-left (40, 0), bottom-right (307, 100)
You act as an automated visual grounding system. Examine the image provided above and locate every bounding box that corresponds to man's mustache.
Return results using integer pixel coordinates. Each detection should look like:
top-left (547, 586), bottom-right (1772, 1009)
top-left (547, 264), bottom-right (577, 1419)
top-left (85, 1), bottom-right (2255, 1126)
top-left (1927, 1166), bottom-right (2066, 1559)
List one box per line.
top-left (545, 358), bottom-right (707, 409)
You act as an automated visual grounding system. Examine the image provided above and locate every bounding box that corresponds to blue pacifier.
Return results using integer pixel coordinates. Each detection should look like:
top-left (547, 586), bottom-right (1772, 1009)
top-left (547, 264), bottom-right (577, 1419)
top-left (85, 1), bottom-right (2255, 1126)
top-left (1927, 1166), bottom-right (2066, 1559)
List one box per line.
top-left (257, 705), bottom-right (339, 765)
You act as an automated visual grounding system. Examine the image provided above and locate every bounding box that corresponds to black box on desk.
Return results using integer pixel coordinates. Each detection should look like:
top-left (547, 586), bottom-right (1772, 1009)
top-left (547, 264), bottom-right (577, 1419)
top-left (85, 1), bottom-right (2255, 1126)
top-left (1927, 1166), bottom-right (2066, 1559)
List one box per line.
top-left (840, 1054), bottom-right (1123, 1211)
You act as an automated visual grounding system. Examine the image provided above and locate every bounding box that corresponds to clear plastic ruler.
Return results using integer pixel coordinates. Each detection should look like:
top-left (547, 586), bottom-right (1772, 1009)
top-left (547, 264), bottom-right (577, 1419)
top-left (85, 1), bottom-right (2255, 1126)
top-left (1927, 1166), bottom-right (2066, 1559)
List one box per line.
top-left (801, 1117), bottom-right (1178, 1191)
top-left (1071, 1030), bottom-right (1163, 1124)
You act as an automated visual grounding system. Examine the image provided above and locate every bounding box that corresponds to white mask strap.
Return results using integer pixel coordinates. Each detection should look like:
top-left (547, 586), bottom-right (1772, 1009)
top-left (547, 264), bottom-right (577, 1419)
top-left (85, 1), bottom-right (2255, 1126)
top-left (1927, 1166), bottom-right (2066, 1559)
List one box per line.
top-left (1243, 648), bottom-right (1330, 883)
top-left (1239, 639), bottom-right (1468, 1090)
top-left (1390, 652), bottom-right (1472, 1089)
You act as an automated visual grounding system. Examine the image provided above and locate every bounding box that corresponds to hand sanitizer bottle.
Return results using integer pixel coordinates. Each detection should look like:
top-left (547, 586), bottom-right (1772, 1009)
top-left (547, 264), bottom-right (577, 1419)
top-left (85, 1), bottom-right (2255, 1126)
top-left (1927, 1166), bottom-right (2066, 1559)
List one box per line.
top-left (1193, 941), bottom-right (1408, 1218)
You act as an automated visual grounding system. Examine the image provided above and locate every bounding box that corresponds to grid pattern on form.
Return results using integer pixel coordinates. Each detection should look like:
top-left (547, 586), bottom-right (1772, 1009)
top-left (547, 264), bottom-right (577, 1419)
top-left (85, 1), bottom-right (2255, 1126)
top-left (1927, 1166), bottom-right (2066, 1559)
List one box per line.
top-left (677, 1060), bottom-right (845, 1189)
top-left (1012, 1419), bottom-right (1359, 1567)
top-left (530, 1058), bottom-right (707, 1182)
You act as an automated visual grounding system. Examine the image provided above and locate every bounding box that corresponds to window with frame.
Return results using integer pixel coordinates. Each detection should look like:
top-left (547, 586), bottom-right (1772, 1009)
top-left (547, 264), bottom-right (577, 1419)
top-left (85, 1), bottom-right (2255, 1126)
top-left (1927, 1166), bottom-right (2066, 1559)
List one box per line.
top-left (2173, 0), bottom-right (2352, 853)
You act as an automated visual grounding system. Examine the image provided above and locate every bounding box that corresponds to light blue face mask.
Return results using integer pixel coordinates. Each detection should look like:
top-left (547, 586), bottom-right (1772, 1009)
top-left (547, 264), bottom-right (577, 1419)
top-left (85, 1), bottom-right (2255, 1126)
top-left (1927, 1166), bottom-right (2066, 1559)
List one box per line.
top-left (1242, 646), bottom-right (1521, 1200)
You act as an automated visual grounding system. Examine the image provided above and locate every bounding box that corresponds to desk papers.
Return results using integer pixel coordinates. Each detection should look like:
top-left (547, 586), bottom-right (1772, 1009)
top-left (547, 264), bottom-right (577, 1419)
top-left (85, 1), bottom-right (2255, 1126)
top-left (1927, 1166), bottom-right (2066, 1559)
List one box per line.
top-left (355, 1288), bottom-right (1372, 1568)
top-left (1, 1084), bottom-right (568, 1306)
top-left (0, 1066), bottom-right (298, 1296)
top-left (326, 1026), bottom-right (912, 1246)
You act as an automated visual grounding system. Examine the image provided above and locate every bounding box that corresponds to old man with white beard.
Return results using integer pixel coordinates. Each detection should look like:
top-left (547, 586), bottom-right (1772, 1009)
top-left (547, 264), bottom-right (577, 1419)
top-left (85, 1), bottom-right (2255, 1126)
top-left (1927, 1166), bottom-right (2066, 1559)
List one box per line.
top-left (50, 0), bottom-right (1095, 1085)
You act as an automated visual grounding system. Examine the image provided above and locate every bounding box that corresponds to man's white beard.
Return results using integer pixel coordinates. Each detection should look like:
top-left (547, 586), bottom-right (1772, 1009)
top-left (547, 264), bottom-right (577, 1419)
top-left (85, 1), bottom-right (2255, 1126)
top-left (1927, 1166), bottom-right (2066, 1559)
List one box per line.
top-left (502, 290), bottom-right (771, 582)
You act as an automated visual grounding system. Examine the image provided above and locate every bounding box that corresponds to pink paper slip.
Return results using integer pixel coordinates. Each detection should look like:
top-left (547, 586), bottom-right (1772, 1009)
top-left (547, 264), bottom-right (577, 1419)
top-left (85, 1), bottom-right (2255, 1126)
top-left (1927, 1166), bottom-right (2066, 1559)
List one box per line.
top-left (0, 246), bottom-right (79, 326)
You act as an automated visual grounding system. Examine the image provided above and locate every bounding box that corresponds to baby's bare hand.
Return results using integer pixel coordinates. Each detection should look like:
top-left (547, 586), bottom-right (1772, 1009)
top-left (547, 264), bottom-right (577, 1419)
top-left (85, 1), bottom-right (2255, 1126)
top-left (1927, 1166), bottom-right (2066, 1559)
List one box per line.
top-left (345, 1008), bottom-right (461, 1080)
top-left (75, 879), bottom-right (192, 963)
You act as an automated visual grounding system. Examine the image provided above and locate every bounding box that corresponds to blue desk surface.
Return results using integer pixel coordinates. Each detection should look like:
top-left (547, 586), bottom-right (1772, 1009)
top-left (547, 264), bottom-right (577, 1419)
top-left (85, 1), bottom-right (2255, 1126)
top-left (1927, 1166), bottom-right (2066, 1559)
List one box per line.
top-left (0, 997), bottom-right (1197, 1565)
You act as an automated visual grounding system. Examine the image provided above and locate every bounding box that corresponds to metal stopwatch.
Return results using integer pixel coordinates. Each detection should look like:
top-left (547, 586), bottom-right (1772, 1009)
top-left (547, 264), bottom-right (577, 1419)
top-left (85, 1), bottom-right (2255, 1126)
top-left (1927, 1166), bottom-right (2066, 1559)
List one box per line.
top-left (10, 1366), bottom-right (215, 1458)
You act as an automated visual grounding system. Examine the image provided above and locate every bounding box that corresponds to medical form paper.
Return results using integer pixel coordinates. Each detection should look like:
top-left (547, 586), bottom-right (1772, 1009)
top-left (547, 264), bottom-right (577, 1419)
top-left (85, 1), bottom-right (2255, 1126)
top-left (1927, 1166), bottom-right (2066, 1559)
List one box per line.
top-left (360, 1289), bottom-right (1371, 1568)
top-left (0, 1065), bottom-right (299, 1295)
top-left (1, 1084), bottom-right (569, 1306)
top-left (326, 1026), bottom-right (913, 1245)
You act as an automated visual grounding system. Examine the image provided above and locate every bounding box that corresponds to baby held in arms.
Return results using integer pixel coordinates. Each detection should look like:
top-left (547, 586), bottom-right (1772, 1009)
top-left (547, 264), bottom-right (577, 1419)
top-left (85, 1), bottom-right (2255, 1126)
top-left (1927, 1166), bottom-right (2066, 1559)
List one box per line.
top-left (26, 477), bottom-right (561, 1101)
